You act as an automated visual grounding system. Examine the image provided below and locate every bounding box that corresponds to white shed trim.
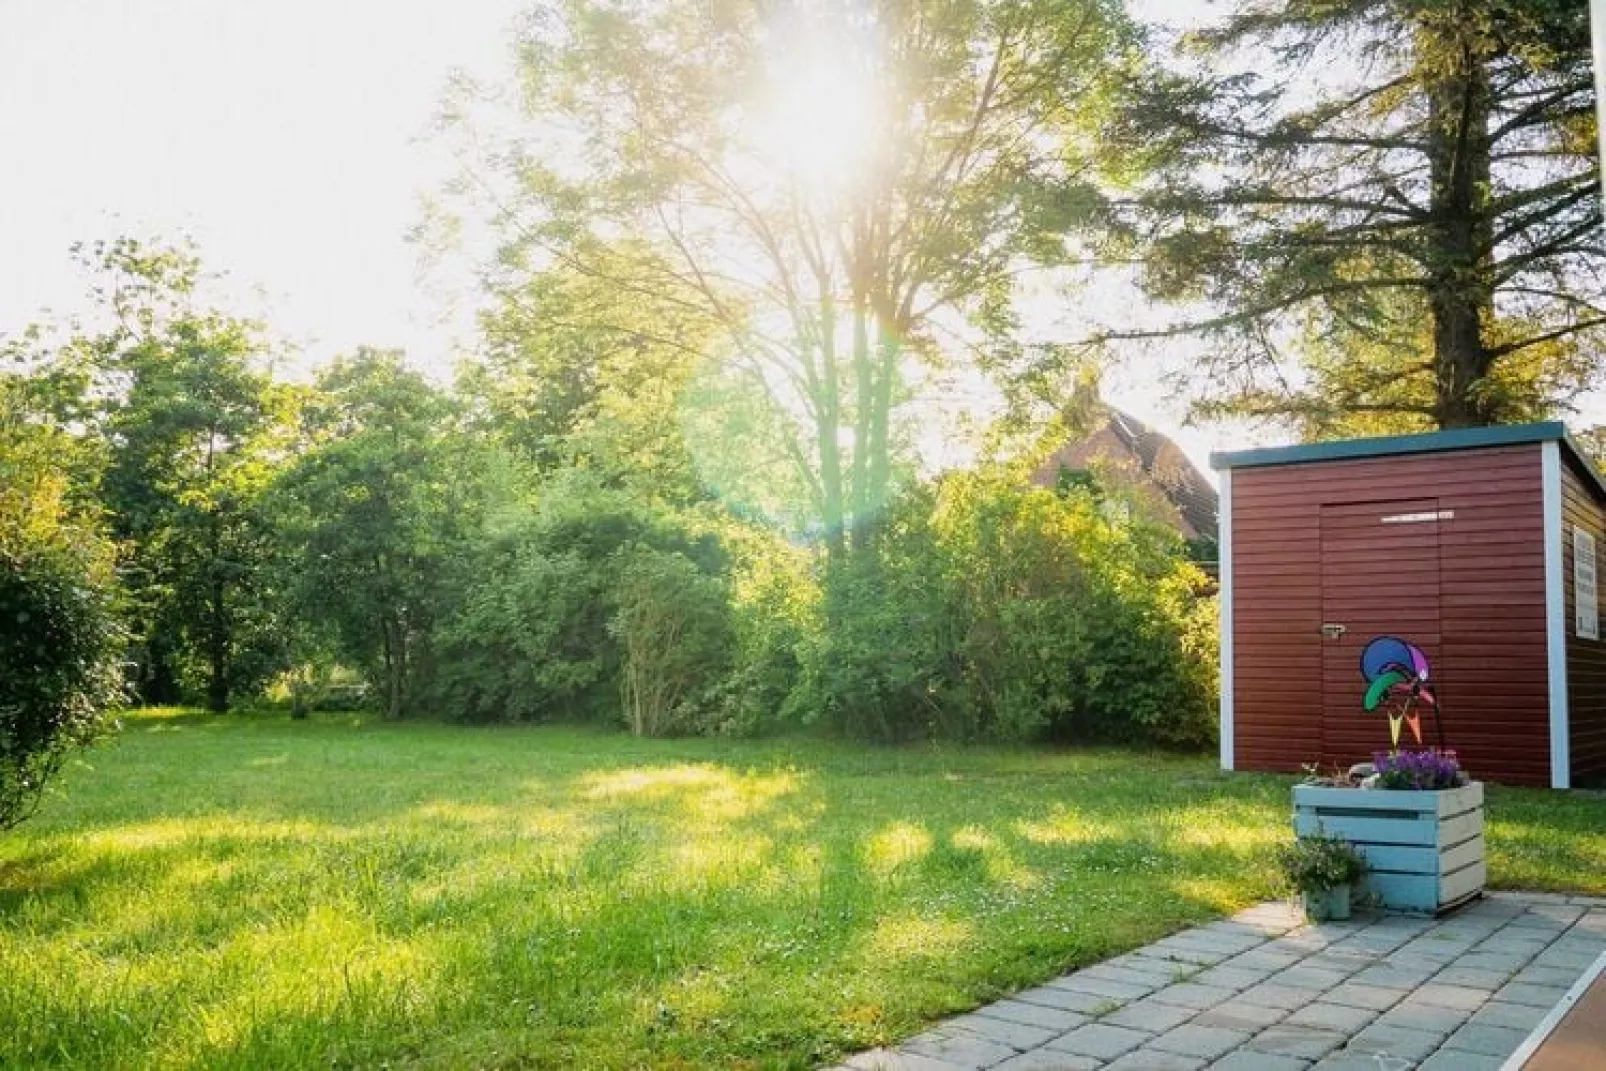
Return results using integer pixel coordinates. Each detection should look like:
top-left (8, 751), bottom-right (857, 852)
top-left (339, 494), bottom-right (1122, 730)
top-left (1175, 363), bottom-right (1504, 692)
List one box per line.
top-left (1218, 468), bottom-right (1234, 771)
top-left (1541, 441), bottom-right (1571, 789)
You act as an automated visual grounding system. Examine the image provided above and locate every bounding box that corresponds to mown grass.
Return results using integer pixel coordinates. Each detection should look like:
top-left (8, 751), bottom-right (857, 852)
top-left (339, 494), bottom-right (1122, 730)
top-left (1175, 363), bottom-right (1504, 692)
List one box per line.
top-left (1, 711), bottom-right (1602, 1069)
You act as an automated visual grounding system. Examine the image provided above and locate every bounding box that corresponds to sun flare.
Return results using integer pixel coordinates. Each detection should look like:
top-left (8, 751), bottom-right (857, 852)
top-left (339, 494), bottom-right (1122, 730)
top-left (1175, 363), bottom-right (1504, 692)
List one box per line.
top-left (752, 33), bottom-right (884, 195)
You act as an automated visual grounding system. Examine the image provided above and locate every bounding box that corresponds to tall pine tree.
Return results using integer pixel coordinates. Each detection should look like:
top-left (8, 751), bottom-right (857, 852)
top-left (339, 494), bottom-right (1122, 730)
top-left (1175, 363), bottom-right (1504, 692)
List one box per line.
top-left (1114, 0), bottom-right (1601, 436)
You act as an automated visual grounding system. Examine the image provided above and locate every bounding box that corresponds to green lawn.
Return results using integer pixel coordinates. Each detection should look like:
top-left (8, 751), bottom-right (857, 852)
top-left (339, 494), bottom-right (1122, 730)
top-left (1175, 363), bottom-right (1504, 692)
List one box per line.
top-left (2, 712), bottom-right (1602, 1069)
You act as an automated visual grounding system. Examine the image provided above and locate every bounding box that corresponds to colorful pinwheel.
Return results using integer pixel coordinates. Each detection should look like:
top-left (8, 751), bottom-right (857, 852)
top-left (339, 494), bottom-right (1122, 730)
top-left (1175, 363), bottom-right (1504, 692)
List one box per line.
top-left (1359, 635), bottom-right (1438, 748)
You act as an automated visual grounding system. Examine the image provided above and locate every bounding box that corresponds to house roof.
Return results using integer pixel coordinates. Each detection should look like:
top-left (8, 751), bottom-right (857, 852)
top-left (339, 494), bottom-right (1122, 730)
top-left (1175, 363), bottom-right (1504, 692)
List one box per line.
top-left (1039, 408), bottom-right (1219, 541)
top-left (1210, 421), bottom-right (1606, 502)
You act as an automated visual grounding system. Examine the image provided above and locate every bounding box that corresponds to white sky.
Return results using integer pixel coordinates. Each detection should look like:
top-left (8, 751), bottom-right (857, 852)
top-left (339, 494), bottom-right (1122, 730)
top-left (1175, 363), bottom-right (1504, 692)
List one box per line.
top-left (0, 0), bottom-right (1262, 477)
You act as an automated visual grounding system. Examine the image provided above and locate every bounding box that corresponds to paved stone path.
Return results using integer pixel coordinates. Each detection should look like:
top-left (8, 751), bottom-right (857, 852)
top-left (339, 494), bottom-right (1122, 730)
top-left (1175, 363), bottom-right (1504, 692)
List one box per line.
top-left (836, 893), bottom-right (1606, 1071)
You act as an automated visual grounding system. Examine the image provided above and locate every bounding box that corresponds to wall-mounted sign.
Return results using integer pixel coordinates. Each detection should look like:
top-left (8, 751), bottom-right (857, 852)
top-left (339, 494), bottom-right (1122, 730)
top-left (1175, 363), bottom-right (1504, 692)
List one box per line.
top-left (1380, 510), bottom-right (1455, 524)
top-left (1576, 527), bottom-right (1599, 641)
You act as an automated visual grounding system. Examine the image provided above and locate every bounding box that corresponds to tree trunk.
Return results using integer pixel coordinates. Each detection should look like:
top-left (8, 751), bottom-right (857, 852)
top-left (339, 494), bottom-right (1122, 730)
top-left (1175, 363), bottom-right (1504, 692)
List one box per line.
top-left (816, 294), bottom-right (848, 563)
top-left (206, 515), bottom-right (229, 713)
top-left (390, 617), bottom-right (407, 720)
top-left (1422, 16), bottom-right (1496, 429)
top-left (206, 579), bottom-right (229, 713)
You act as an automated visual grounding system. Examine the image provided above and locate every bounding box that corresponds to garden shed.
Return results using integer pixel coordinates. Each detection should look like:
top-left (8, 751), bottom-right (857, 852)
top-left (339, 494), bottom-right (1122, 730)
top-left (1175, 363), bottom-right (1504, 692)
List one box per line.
top-left (1213, 422), bottom-right (1606, 789)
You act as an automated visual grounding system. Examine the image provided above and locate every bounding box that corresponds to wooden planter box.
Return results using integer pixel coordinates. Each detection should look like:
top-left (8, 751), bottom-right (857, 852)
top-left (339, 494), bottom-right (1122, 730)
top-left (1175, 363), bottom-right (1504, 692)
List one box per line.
top-left (1292, 782), bottom-right (1485, 914)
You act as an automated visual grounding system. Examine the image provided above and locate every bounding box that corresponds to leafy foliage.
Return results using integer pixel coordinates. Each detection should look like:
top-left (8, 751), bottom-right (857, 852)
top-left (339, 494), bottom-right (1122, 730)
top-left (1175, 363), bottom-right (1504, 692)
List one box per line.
top-left (430, 474), bottom-right (727, 726)
top-left (441, 0), bottom-right (1139, 558)
top-left (272, 351), bottom-right (478, 718)
top-left (610, 544), bottom-right (734, 737)
top-left (1277, 830), bottom-right (1368, 894)
top-left (0, 382), bottom-right (124, 829)
top-left (807, 473), bottom-right (1217, 746)
top-left (1114, 0), bottom-right (1601, 433)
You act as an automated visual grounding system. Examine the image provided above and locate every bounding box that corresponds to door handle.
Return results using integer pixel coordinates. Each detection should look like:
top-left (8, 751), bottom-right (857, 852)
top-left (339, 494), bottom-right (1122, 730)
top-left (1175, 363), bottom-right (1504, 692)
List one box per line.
top-left (1321, 623), bottom-right (1347, 640)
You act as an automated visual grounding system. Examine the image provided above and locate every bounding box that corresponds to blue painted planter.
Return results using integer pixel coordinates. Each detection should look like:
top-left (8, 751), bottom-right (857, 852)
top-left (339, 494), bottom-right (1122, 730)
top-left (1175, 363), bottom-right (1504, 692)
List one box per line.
top-left (1292, 782), bottom-right (1486, 914)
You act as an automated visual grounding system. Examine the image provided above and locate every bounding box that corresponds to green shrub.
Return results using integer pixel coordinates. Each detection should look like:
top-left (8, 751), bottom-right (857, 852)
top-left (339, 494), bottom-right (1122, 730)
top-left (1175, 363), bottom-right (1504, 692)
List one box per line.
top-left (609, 543), bottom-right (734, 736)
top-left (805, 472), bottom-right (1217, 746)
top-left (0, 428), bottom-right (125, 828)
top-left (430, 475), bottom-right (729, 724)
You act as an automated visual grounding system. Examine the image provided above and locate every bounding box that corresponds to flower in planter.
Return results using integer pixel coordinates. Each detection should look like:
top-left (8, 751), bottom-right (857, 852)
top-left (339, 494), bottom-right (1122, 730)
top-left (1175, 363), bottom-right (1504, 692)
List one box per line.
top-left (1371, 747), bottom-right (1463, 790)
top-left (1277, 829), bottom-right (1367, 894)
top-left (1359, 635), bottom-right (1439, 748)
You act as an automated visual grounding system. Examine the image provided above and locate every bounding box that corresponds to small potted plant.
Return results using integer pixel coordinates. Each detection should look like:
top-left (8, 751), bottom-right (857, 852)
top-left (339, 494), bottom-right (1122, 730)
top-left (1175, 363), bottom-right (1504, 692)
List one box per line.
top-left (1277, 830), bottom-right (1367, 922)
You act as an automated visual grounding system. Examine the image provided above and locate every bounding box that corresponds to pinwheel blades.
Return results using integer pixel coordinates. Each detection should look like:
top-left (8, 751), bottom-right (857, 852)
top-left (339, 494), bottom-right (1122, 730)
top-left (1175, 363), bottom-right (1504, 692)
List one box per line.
top-left (1364, 670), bottom-right (1410, 712)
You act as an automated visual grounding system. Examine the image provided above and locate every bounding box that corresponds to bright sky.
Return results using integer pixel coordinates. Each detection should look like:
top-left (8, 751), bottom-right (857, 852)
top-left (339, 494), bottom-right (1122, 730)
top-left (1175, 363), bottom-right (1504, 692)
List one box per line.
top-left (0, 0), bottom-right (1244, 475)
top-left (0, 0), bottom-right (524, 363)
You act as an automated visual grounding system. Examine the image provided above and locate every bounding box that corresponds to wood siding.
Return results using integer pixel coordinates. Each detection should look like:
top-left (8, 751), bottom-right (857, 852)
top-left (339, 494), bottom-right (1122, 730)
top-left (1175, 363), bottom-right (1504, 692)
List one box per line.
top-left (1230, 446), bottom-right (1552, 786)
top-left (1561, 460), bottom-right (1606, 783)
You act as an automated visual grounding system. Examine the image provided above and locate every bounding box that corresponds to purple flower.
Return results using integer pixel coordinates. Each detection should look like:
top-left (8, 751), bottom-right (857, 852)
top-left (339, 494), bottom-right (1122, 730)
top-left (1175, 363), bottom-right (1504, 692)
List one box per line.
top-left (1373, 748), bottom-right (1462, 790)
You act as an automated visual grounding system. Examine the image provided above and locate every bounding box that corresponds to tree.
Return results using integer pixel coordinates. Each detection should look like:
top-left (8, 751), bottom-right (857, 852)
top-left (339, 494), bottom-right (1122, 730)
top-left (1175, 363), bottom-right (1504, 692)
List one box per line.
top-left (0, 374), bottom-right (124, 828)
top-left (273, 350), bottom-right (476, 719)
top-left (442, 0), bottom-right (1137, 560)
top-left (9, 239), bottom-right (291, 710)
top-left (460, 243), bottom-right (715, 504)
top-left (1114, 0), bottom-right (1601, 434)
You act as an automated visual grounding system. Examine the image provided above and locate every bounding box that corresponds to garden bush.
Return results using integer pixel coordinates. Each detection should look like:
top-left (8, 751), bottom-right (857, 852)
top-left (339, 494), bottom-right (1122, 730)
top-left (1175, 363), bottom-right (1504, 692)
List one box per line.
top-left (0, 420), bottom-right (125, 828)
top-left (429, 475), bottom-right (731, 725)
top-left (805, 472), bottom-right (1217, 746)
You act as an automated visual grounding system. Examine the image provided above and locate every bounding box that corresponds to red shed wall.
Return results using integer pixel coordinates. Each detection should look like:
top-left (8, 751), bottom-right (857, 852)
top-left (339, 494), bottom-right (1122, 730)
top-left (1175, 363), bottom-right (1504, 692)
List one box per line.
top-left (1561, 460), bottom-right (1606, 783)
top-left (1230, 445), bottom-right (1552, 786)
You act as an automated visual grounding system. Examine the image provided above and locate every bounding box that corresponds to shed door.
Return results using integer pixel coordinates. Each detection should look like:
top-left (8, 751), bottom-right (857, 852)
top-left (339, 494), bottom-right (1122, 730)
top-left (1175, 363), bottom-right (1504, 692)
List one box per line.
top-left (1319, 499), bottom-right (1443, 770)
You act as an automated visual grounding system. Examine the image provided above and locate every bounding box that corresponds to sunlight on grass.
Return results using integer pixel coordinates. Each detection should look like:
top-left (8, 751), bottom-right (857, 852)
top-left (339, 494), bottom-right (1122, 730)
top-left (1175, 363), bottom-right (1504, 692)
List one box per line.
top-left (1, 714), bottom-right (1600, 1068)
top-left (865, 820), bottom-right (933, 876)
top-left (580, 763), bottom-right (802, 822)
top-left (865, 914), bottom-right (973, 962)
top-left (1015, 807), bottom-right (1103, 845)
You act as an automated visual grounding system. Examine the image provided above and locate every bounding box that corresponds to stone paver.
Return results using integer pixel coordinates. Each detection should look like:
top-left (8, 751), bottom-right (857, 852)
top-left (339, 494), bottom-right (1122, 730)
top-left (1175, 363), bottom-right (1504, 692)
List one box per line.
top-left (1100, 1051), bottom-right (1204, 1070)
top-left (902, 1029), bottom-right (1018, 1066)
top-left (993, 1051), bottom-right (1099, 1071)
top-left (1146, 1023), bottom-right (1247, 1060)
top-left (1416, 1050), bottom-right (1504, 1071)
top-left (1048, 1024), bottom-right (1153, 1060)
top-left (1242, 1024), bottom-right (1346, 1061)
top-left (978, 1001), bottom-right (1090, 1032)
top-left (1344, 1023), bottom-right (1442, 1063)
top-left (1278, 1001), bottom-right (1373, 1035)
top-left (838, 894), bottom-right (1606, 1070)
top-left (1211, 1052), bottom-right (1312, 1071)
top-left (945, 1013), bottom-right (1060, 1050)
top-left (1146, 983), bottom-right (1237, 1012)
top-left (1101, 998), bottom-right (1198, 1034)
top-left (1442, 1021), bottom-right (1530, 1058)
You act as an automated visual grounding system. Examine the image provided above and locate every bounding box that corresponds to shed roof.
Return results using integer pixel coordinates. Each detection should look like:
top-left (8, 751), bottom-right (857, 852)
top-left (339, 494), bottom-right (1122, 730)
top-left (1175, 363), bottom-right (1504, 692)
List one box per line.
top-left (1210, 421), bottom-right (1606, 501)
